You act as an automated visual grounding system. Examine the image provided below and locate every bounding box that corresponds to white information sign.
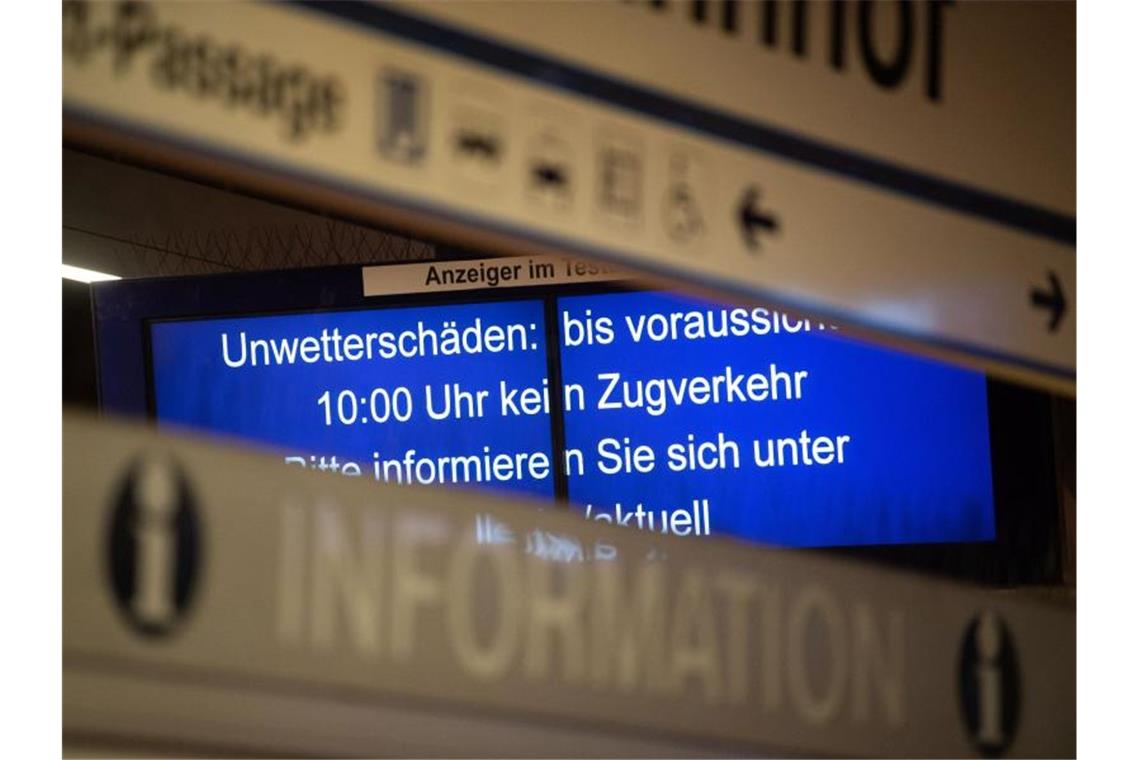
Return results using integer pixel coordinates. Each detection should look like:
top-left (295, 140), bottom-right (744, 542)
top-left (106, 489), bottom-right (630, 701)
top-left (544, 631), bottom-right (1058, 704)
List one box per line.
top-left (64, 415), bottom-right (1075, 757)
top-left (62, 1), bottom-right (1075, 389)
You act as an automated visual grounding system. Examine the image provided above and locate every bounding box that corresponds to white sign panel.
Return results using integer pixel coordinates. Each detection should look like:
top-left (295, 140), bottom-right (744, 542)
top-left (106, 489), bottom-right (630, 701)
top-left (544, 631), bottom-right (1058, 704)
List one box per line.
top-left (400, 0), bottom-right (1074, 216)
top-left (64, 415), bottom-right (1075, 757)
top-left (62, 1), bottom-right (1074, 388)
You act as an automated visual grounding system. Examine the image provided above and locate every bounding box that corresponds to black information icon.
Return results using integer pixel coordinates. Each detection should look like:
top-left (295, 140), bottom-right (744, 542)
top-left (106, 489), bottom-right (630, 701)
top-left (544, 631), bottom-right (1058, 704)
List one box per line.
top-left (532, 162), bottom-right (567, 191)
top-left (527, 130), bottom-right (572, 210)
top-left (663, 154), bottom-right (705, 244)
top-left (377, 69), bottom-right (428, 165)
top-left (597, 133), bottom-right (643, 224)
top-left (452, 99), bottom-right (506, 183)
top-left (107, 456), bottom-right (202, 638)
top-left (455, 131), bottom-right (501, 162)
top-left (959, 611), bottom-right (1021, 757)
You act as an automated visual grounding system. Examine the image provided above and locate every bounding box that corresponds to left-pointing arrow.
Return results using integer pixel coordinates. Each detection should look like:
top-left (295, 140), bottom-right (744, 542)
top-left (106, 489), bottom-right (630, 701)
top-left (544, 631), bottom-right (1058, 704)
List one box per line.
top-left (738, 185), bottom-right (779, 252)
top-left (1029, 270), bottom-right (1067, 333)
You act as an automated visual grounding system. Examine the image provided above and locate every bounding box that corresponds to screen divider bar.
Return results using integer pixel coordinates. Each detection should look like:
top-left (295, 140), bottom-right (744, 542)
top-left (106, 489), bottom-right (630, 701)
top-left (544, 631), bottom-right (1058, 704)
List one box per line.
top-left (544, 296), bottom-right (570, 504)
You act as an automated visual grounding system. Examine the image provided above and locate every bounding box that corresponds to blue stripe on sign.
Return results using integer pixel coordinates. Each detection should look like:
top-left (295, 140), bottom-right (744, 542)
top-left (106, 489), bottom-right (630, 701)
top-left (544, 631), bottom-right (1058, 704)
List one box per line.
top-left (285, 0), bottom-right (1076, 247)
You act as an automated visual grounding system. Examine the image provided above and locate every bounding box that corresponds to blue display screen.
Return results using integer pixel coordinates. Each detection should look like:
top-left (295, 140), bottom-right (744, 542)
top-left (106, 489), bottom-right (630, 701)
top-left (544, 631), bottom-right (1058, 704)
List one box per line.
top-left (558, 292), bottom-right (994, 547)
top-left (151, 300), bottom-right (556, 500)
top-left (150, 290), bottom-right (995, 547)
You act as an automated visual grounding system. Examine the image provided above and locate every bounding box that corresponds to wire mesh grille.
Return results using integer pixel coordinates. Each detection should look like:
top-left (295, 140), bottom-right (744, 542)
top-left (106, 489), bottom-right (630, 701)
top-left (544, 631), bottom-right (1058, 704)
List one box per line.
top-left (63, 218), bottom-right (435, 279)
top-left (63, 149), bottom-right (437, 279)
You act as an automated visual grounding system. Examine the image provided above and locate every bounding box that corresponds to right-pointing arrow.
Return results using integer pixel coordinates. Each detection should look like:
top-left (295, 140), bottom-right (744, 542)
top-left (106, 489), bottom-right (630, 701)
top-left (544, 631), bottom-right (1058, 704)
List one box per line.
top-left (1029, 270), bottom-right (1067, 333)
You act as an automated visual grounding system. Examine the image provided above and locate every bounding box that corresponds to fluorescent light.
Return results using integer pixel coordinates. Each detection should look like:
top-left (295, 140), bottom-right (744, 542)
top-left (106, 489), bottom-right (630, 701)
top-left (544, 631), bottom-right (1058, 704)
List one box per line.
top-left (62, 264), bottom-right (121, 283)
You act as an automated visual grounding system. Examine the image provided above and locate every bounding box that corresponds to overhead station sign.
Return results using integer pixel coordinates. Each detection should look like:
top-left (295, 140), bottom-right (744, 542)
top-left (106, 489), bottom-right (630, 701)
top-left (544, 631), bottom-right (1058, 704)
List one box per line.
top-left (62, 0), bottom-right (1075, 389)
top-left (64, 415), bottom-right (1074, 757)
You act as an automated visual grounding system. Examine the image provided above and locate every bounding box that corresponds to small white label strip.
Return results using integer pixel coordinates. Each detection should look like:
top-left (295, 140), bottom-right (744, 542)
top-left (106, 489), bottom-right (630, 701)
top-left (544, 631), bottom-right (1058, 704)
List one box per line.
top-left (362, 254), bottom-right (633, 296)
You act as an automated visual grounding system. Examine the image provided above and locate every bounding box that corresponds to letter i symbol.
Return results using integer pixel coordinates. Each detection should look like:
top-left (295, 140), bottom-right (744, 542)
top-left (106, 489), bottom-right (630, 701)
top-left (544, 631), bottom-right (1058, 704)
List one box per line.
top-left (959, 610), bottom-right (1020, 754)
top-left (132, 460), bottom-right (178, 626)
top-left (975, 612), bottom-right (1004, 746)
